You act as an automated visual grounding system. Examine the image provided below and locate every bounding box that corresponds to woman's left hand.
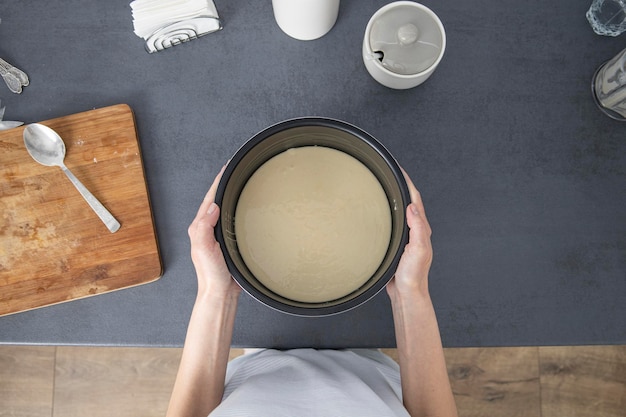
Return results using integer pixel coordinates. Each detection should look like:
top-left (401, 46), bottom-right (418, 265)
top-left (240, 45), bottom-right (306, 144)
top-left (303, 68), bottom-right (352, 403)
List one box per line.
top-left (188, 166), bottom-right (241, 298)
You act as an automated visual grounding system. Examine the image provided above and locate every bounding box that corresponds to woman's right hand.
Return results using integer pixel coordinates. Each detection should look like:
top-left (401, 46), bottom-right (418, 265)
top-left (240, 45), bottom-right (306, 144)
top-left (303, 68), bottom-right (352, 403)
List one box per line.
top-left (386, 171), bottom-right (433, 302)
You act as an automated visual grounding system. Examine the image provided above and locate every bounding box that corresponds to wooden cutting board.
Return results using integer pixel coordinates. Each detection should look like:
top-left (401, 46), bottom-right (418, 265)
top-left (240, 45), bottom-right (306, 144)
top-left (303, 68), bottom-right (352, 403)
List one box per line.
top-left (0, 104), bottom-right (162, 316)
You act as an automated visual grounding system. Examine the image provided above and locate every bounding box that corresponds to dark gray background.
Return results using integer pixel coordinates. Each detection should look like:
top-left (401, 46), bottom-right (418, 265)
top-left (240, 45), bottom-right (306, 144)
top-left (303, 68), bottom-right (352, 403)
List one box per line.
top-left (0, 0), bottom-right (624, 348)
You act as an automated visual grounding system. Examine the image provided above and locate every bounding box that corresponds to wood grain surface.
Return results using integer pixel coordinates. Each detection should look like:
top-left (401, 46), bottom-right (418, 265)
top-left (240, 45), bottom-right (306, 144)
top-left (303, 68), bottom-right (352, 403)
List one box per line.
top-left (53, 347), bottom-right (181, 417)
top-left (539, 345), bottom-right (626, 417)
top-left (0, 345), bottom-right (55, 417)
top-left (444, 347), bottom-right (542, 417)
top-left (0, 104), bottom-right (161, 316)
top-left (0, 345), bottom-right (624, 417)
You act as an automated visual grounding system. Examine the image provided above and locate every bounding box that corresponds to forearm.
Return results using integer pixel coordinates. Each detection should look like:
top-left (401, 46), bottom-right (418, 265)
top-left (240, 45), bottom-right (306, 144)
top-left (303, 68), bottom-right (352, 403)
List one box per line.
top-left (391, 290), bottom-right (457, 417)
top-left (166, 289), bottom-right (239, 417)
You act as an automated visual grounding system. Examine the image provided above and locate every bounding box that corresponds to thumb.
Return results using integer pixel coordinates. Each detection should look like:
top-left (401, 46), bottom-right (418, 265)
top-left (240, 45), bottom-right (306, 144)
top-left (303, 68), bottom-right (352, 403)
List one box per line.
top-left (189, 202), bottom-right (220, 242)
top-left (206, 202), bottom-right (220, 227)
top-left (408, 203), bottom-right (419, 221)
top-left (406, 203), bottom-right (431, 240)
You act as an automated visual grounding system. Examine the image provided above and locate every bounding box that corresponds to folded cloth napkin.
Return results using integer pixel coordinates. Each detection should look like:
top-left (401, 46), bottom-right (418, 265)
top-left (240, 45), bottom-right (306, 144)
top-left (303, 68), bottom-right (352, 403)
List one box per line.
top-left (130, 0), bottom-right (222, 53)
top-left (0, 99), bottom-right (24, 130)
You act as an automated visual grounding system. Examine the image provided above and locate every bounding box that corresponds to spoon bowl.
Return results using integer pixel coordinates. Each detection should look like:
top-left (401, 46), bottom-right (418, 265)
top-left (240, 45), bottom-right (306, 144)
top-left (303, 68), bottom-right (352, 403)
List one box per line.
top-left (23, 123), bottom-right (121, 233)
top-left (23, 124), bottom-right (67, 166)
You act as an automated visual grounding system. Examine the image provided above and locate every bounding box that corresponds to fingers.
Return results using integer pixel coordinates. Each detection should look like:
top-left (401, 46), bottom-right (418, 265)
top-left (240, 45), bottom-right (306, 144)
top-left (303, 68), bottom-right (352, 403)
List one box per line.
top-left (194, 165), bottom-right (226, 222)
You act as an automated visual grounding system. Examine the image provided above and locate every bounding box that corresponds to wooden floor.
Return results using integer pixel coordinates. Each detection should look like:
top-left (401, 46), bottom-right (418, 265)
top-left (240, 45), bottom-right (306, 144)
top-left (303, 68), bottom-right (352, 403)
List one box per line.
top-left (1, 345), bottom-right (624, 416)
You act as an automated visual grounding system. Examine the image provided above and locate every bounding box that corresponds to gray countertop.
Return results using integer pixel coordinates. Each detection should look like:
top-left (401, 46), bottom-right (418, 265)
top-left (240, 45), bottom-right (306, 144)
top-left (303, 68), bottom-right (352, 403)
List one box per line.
top-left (0, 0), bottom-right (624, 348)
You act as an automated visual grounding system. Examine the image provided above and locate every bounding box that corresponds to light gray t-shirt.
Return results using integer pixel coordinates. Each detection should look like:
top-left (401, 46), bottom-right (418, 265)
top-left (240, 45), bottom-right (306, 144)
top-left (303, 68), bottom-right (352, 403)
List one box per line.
top-left (209, 348), bottom-right (410, 417)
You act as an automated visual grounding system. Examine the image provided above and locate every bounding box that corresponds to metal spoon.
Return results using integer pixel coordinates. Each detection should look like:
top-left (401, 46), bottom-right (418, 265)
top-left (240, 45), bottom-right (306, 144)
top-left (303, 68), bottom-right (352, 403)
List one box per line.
top-left (23, 123), bottom-right (121, 233)
top-left (0, 58), bottom-right (28, 94)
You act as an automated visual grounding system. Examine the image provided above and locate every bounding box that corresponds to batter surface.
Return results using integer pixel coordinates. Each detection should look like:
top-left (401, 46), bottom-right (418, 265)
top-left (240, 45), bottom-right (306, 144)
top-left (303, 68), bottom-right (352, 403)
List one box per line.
top-left (235, 146), bottom-right (392, 303)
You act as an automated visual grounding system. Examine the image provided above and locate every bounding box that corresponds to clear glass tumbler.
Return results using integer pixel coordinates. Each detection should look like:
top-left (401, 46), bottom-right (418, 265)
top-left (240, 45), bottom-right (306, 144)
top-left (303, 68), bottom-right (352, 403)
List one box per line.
top-left (586, 0), bottom-right (626, 36)
top-left (592, 47), bottom-right (626, 121)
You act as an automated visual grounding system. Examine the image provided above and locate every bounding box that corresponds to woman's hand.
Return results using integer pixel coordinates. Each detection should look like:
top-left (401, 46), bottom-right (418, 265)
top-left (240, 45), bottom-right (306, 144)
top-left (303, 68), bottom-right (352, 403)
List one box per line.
top-left (387, 170), bottom-right (433, 301)
top-left (168, 168), bottom-right (241, 417)
top-left (386, 171), bottom-right (458, 417)
top-left (188, 166), bottom-right (241, 298)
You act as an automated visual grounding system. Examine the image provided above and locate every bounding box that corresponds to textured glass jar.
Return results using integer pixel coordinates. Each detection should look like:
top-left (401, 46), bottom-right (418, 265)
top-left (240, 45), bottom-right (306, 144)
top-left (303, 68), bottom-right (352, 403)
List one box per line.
top-left (592, 48), bottom-right (626, 120)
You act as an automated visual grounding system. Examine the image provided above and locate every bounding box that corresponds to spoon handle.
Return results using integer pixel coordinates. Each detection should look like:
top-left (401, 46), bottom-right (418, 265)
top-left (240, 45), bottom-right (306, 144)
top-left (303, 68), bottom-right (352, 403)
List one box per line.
top-left (61, 166), bottom-right (121, 233)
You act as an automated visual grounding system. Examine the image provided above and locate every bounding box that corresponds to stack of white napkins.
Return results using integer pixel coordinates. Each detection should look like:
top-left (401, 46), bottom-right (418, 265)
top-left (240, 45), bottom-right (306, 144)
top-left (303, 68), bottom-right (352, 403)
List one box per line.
top-left (130, 0), bottom-right (222, 53)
